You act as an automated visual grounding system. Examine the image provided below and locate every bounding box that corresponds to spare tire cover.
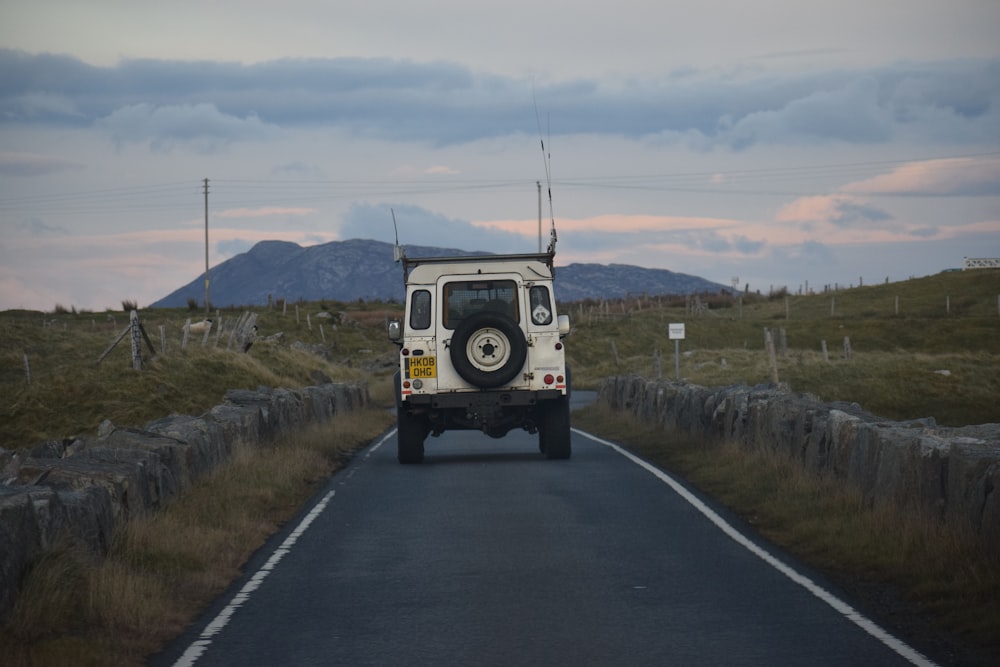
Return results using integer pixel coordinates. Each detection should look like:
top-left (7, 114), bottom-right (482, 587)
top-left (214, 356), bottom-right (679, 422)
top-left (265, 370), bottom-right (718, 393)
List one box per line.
top-left (449, 311), bottom-right (527, 388)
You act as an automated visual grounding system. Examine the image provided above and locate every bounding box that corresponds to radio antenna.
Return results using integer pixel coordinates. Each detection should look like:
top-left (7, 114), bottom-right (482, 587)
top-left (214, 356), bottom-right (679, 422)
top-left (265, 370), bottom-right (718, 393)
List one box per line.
top-left (533, 83), bottom-right (558, 255)
top-left (391, 208), bottom-right (405, 263)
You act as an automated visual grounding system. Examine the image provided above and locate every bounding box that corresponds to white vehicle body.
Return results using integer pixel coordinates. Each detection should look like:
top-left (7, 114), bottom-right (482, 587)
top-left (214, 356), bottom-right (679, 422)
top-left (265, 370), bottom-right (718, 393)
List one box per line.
top-left (388, 251), bottom-right (571, 463)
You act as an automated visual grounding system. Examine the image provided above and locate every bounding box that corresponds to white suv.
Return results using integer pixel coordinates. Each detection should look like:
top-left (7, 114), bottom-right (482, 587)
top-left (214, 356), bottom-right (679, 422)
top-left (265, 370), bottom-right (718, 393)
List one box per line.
top-left (388, 251), bottom-right (571, 463)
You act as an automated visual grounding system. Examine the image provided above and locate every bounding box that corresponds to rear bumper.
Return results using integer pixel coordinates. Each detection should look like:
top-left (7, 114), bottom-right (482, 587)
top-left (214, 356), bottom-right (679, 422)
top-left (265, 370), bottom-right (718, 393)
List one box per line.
top-left (406, 389), bottom-right (563, 409)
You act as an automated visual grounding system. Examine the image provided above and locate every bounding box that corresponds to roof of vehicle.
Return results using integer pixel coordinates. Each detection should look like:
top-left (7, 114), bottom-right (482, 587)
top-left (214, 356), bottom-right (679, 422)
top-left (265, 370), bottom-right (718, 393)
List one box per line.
top-left (402, 251), bottom-right (556, 283)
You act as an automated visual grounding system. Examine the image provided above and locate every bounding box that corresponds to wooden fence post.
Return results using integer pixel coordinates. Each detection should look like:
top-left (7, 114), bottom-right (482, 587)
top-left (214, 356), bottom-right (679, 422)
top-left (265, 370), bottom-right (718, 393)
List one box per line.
top-left (129, 310), bottom-right (142, 370)
top-left (159, 325), bottom-right (167, 355)
top-left (200, 321), bottom-right (213, 347)
top-left (821, 339), bottom-right (829, 363)
top-left (181, 318), bottom-right (191, 351)
top-left (843, 336), bottom-right (853, 361)
top-left (23, 352), bottom-right (30, 385)
top-left (765, 329), bottom-right (779, 383)
top-left (610, 339), bottom-right (620, 367)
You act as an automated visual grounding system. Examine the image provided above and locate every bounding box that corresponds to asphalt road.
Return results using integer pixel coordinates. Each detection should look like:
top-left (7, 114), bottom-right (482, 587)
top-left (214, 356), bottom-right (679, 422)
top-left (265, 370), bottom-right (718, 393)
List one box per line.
top-left (154, 393), bottom-right (935, 667)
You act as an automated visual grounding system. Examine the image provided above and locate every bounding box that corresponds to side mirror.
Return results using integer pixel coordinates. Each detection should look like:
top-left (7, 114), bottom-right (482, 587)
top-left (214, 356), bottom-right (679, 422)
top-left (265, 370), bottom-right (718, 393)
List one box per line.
top-left (557, 314), bottom-right (571, 337)
top-left (387, 319), bottom-right (401, 342)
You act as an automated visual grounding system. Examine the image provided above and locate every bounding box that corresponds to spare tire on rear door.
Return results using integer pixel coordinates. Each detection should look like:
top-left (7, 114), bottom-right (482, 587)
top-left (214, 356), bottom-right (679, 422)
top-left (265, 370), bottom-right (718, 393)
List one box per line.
top-left (449, 311), bottom-right (527, 388)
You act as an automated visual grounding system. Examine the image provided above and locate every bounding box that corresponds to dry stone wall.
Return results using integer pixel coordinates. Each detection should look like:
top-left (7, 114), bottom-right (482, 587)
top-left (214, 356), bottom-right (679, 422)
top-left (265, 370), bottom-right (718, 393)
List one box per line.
top-left (0, 382), bottom-right (368, 619)
top-left (598, 376), bottom-right (999, 549)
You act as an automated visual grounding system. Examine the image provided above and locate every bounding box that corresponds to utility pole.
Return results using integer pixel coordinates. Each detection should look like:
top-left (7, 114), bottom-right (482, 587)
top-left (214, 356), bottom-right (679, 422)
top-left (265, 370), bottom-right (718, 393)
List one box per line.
top-left (203, 178), bottom-right (210, 318)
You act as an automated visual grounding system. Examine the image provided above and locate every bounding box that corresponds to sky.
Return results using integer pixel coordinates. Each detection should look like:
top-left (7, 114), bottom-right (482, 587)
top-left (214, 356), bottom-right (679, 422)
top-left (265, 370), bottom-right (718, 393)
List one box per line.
top-left (1, 0), bottom-right (999, 311)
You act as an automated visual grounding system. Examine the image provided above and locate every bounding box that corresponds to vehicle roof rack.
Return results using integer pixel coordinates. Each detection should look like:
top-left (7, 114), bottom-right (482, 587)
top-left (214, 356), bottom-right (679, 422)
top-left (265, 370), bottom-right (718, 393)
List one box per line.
top-left (401, 250), bottom-right (556, 281)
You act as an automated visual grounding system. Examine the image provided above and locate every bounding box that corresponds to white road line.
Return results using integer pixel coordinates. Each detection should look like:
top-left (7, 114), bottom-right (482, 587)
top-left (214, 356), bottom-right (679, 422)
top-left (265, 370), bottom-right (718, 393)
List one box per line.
top-left (574, 428), bottom-right (939, 667)
top-left (172, 430), bottom-right (395, 667)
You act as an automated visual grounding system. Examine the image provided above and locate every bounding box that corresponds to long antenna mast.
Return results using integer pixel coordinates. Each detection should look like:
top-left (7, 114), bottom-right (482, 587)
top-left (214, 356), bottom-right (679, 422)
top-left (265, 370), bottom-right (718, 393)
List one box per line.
top-left (532, 85), bottom-right (557, 255)
top-left (203, 177), bottom-right (210, 317)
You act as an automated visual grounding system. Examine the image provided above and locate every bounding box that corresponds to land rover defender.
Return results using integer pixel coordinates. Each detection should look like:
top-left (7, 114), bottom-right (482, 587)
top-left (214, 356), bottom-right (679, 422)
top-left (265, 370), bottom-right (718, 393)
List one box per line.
top-left (387, 251), bottom-right (571, 463)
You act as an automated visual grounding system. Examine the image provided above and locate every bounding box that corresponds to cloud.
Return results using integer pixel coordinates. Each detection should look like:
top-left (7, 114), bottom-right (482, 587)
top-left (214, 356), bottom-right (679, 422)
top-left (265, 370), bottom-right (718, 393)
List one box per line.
top-left (841, 157), bottom-right (1000, 196)
top-left (723, 76), bottom-right (892, 149)
top-left (340, 202), bottom-right (530, 253)
top-left (217, 206), bottom-right (317, 219)
top-left (96, 102), bottom-right (283, 151)
top-left (473, 213), bottom-right (771, 261)
top-left (271, 160), bottom-right (325, 178)
top-left (0, 152), bottom-right (85, 176)
top-left (775, 194), bottom-right (892, 227)
top-left (4, 49), bottom-right (999, 149)
top-left (14, 217), bottom-right (69, 236)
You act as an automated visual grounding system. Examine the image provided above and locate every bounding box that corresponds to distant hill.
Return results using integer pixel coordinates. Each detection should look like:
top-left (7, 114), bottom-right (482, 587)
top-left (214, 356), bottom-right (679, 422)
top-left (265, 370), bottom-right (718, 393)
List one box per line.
top-left (149, 239), bottom-right (729, 308)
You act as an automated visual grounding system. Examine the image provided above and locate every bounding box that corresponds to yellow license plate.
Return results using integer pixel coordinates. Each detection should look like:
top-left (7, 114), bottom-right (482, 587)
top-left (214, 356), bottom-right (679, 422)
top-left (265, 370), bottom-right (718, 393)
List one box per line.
top-left (407, 355), bottom-right (437, 379)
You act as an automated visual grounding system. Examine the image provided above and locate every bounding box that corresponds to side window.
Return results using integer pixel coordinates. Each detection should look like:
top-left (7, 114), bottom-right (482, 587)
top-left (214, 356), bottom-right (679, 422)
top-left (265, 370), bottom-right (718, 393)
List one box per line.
top-left (409, 290), bottom-right (431, 330)
top-left (529, 286), bottom-right (553, 325)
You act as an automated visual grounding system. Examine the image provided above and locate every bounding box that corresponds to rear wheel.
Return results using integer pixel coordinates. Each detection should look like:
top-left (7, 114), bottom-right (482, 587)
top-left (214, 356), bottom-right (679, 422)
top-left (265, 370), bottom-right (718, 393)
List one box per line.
top-left (539, 396), bottom-right (571, 460)
top-left (397, 406), bottom-right (426, 464)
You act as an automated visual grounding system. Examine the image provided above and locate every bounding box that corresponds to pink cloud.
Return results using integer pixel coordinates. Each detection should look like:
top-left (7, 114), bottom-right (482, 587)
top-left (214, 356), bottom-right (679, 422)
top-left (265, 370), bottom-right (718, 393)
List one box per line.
top-left (217, 206), bottom-right (317, 218)
top-left (776, 194), bottom-right (849, 224)
top-left (473, 213), bottom-right (738, 235)
top-left (841, 157), bottom-right (1000, 196)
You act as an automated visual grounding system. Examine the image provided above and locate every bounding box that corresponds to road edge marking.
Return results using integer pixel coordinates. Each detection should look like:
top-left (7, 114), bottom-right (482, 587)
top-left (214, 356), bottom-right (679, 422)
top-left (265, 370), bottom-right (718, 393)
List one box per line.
top-left (574, 427), bottom-right (938, 667)
top-left (171, 429), bottom-right (396, 667)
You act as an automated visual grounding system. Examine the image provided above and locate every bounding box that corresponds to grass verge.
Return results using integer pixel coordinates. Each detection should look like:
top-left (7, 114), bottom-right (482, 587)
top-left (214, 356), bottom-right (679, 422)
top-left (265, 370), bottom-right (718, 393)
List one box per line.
top-left (573, 403), bottom-right (1000, 665)
top-left (0, 406), bottom-right (396, 667)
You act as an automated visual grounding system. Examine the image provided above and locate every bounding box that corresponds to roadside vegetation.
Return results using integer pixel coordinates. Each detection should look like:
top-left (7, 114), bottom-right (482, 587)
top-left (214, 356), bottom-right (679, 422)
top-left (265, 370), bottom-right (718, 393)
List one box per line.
top-left (0, 268), bottom-right (997, 664)
top-left (573, 405), bottom-right (1000, 663)
top-left (565, 268), bottom-right (1000, 425)
top-left (1, 300), bottom-right (401, 448)
top-left (1, 409), bottom-right (395, 666)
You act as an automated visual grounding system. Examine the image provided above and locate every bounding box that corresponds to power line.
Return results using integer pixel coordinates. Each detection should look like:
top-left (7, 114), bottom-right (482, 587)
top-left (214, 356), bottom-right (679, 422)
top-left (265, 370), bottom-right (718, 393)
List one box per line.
top-left (1, 151), bottom-right (996, 216)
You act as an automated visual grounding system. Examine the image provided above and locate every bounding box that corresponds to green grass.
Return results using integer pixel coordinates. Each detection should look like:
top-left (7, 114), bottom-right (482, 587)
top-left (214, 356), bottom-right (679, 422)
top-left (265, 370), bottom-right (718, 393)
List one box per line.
top-left (1, 301), bottom-right (402, 449)
top-left (564, 269), bottom-right (1000, 425)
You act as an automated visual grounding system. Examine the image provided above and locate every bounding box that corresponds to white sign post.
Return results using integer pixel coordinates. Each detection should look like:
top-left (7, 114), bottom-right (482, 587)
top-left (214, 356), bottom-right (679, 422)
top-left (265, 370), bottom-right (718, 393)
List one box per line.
top-left (668, 323), bottom-right (685, 380)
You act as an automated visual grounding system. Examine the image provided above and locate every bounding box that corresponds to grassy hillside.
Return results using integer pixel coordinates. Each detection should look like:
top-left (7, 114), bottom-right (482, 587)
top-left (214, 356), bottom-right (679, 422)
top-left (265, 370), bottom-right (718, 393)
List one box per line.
top-left (563, 268), bottom-right (1000, 425)
top-left (1, 302), bottom-right (401, 450)
top-left (2, 268), bottom-right (998, 451)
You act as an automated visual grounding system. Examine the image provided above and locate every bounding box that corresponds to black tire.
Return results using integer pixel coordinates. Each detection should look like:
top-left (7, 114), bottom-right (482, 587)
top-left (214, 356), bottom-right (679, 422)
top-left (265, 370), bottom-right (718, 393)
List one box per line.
top-left (397, 406), bottom-right (426, 464)
top-left (449, 311), bottom-right (527, 388)
top-left (539, 395), bottom-right (571, 460)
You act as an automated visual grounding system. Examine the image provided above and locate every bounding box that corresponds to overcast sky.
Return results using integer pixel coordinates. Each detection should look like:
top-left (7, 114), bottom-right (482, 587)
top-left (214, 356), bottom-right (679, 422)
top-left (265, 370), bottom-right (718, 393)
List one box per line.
top-left (1, 0), bottom-right (998, 311)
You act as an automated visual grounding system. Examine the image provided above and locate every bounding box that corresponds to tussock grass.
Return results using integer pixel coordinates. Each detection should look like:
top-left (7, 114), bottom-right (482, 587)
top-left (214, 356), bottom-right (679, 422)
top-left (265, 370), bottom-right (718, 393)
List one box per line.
top-left (0, 407), bottom-right (396, 666)
top-left (574, 404), bottom-right (1000, 660)
top-left (565, 269), bottom-right (1000, 425)
top-left (1, 301), bottom-right (401, 449)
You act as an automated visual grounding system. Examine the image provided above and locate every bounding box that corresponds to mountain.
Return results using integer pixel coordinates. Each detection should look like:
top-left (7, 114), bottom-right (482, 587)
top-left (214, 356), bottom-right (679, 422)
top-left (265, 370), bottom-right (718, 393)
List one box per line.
top-left (149, 239), bottom-right (729, 308)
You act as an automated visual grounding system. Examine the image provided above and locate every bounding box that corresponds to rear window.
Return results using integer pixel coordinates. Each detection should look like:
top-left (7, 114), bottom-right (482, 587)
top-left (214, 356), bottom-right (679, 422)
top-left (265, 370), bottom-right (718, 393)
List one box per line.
top-left (443, 280), bottom-right (518, 329)
top-left (528, 285), bottom-right (553, 325)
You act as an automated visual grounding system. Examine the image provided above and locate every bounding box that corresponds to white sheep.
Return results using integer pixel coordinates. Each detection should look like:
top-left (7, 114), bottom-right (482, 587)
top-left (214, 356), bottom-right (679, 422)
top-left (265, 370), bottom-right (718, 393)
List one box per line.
top-left (184, 319), bottom-right (213, 334)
